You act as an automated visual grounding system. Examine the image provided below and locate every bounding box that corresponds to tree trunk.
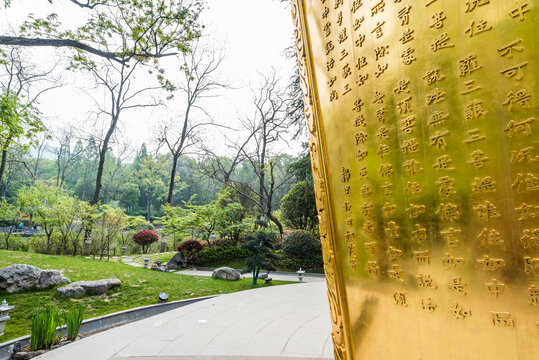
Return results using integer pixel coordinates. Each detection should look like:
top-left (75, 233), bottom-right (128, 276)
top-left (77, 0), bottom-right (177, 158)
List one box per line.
top-left (267, 212), bottom-right (284, 238)
top-left (146, 191), bottom-right (151, 221)
top-left (167, 155), bottom-right (179, 204)
top-left (0, 147), bottom-right (8, 188)
top-left (92, 114), bottom-right (119, 205)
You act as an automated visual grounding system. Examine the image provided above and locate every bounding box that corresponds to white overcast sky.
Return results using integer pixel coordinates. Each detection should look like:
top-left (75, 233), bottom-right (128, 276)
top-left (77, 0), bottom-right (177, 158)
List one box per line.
top-left (1, 0), bottom-right (299, 157)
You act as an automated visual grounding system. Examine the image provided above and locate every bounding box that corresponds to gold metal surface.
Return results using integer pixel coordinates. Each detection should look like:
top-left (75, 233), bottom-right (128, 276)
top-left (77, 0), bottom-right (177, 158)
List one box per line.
top-left (291, 0), bottom-right (539, 359)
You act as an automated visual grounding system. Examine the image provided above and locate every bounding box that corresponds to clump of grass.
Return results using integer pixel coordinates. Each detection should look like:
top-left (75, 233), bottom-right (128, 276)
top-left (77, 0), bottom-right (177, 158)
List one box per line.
top-left (63, 304), bottom-right (84, 341)
top-left (29, 305), bottom-right (62, 351)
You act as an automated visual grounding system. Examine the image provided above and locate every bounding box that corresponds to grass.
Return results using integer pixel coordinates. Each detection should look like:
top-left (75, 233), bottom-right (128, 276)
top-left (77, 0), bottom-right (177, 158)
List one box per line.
top-left (128, 252), bottom-right (176, 265)
top-left (0, 250), bottom-right (291, 343)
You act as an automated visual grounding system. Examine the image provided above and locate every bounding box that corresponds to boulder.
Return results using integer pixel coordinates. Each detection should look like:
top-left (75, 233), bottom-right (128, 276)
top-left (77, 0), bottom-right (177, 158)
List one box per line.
top-left (57, 278), bottom-right (121, 297)
top-left (212, 267), bottom-right (241, 281)
top-left (166, 252), bottom-right (188, 270)
top-left (38, 270), bottom-right (71, 288)
top-left (0, 264), bottom-right (70, 293)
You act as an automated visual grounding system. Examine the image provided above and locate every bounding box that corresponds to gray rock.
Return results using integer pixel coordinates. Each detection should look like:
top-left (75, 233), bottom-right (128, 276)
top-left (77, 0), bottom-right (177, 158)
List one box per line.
top-left (156, 265), bottom-right (167, 272)
top-left (0, 264), bottom-right (40, 293)
top-left (38, 270), bottom-right (70, 288)
top-left (166, 252), bottom-right (187, 270)
top-left (212, 267), bottom-right (241, 281)
top-left (0, 265), bottom-right (71, 293)
top-left (57, 278), bottom-right (121, 297)
top-left (57, 285), bottom-right (85, 298)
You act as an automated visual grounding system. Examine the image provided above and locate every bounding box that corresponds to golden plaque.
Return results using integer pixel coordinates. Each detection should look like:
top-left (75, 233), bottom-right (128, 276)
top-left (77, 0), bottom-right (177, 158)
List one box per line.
top-left (291, 0), bottom-right (538, 359)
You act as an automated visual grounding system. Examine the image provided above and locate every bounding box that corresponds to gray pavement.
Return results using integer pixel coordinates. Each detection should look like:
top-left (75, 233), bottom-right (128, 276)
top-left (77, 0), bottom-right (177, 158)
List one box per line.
top-left (120, 255), bottom-right (326, 283)
top-left (35, 282), bottom-right (334, 360)
top-left (178, 268), bottom-right (326, 283)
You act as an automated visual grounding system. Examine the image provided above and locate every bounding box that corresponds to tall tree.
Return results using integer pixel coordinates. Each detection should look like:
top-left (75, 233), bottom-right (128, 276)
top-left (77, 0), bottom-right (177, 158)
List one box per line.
top-left (1, 0), bottom-right (204, 205)
top-left (1, 0), bottom-right (203, 65)
top-left (157, 41), bottom-right (227, 204)
top-left (235, 72), bottom-right (291, 235)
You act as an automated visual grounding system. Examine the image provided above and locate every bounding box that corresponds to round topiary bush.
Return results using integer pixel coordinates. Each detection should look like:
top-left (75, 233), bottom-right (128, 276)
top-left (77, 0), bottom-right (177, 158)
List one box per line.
top-left (282, 230), bottom-right (321, 260)
top-left (133, 229), bottom-right (159, 253)
top-left (280, 182), bottom-right (318, 232)
top-left (178, 240), bottom-right (204, 264)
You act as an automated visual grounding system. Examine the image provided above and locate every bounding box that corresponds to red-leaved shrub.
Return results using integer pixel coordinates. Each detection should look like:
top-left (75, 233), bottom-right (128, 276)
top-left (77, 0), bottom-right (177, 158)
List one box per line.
top-left (177, 240), bottom-right (204, 264)
top-left (133, 229), bottom-right (159, 253)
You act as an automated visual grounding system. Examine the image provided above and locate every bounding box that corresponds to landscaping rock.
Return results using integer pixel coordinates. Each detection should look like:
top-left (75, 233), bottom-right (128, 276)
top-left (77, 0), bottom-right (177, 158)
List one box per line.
top-left (212, 267), bottom-right (241, 281)
top-left (38, 270), bottom-right (71, 288)
top-left (57, 278), bottom-right (121, 297)
top-left (0, 264), bottom-right (70, 293)
top-left (166, 252), bottom-right (187, 270)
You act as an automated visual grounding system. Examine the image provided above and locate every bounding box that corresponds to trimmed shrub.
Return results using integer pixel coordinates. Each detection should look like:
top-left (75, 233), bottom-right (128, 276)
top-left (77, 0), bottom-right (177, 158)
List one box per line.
top-left (282, 230), bottom-right (321, 260)
top-left (197, 245), bottom-right (251, 265)
top-left (133, 229), bottom-right (159, 253)
top-left (273, 254), bottom-right (324, 271)
top-left (280, 182), bottom-right (318, 232)
top-left (178, 240), bottom-right (204, 264)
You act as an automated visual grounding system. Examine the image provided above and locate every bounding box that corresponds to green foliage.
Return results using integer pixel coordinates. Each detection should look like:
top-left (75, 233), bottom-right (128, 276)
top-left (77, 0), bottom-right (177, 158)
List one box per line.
top-left (0, 89), bottom-right (45, 152)
top-left (29, 304), bottom-right (61, 351)
top-left (286, 149), bottom-right (313, 183)
top-left (197, 245), bottom-right (251, 266)
top-left (280, 182), bottom-right (318, 232)
top-left (53, 195), bottom-right (96, 255)
top-left (0, 198), bottom-right (21, 249)
top-left (91, 205), bottom-right (126, 258)
top-left (134, 156), bottom-right (168, 221)
top-left (214, 186), bottom-right (250, 241)
top-left (272, 254), bottom-right (324, 271)
top-left (282, 230), bottom-right (321, 260)
top-left (241, 230), bottom-right (281, 284)
top-left (63, 304), bottom-right (84, 341)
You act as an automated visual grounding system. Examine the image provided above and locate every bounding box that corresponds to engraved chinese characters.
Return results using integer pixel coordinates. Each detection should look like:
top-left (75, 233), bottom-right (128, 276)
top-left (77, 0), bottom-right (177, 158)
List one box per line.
top-left (295, 0), bottom-right (538, 359)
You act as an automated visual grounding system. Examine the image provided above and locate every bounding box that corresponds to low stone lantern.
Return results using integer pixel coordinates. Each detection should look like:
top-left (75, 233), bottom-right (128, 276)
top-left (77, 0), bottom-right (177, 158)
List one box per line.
top-left (0, 299), bottom-right (14, 336)
top-left (296, 268), bottom-right (305, 283)
top-left (143, 258), bottom-right (150, 268)
top-left (121, 246), bottom-right (127, 255)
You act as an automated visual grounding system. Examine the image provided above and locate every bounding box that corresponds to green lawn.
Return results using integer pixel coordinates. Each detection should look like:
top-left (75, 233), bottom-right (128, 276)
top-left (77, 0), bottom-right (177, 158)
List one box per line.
top-left (0, 250), bottom-right (290, 342)
top-left (128, 252), bottom-right (176, 265)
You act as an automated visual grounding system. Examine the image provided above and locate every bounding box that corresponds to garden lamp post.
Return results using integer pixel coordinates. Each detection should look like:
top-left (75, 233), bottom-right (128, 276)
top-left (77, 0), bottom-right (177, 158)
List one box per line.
top-left (0, 299), bottom-right (14, 336)
top-left (297, 268), bottom-right (305, 283)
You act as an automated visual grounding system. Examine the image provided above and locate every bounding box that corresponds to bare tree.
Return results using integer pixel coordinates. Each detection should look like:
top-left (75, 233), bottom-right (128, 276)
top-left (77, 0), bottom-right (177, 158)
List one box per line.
top-left (85, 59), bottom-right (163, 205)
top-left (230, 72), bottom-right (292, 236)
top-left (157, 41), bottom-right (228, 204)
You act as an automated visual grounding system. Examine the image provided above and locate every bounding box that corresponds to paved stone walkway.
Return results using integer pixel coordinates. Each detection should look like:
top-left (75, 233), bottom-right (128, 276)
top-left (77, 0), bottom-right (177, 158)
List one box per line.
top-left (35, 282), bottom-right (334, 360)
top-left (178, 268), bottom-right (326, 283)
top-left (120, 255), bottom-right (326, 283)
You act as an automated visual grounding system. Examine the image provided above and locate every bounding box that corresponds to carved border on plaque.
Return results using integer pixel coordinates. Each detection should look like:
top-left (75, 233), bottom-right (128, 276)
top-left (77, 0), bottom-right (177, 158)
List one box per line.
top-left (290, 1), bottom-right (348, 359)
